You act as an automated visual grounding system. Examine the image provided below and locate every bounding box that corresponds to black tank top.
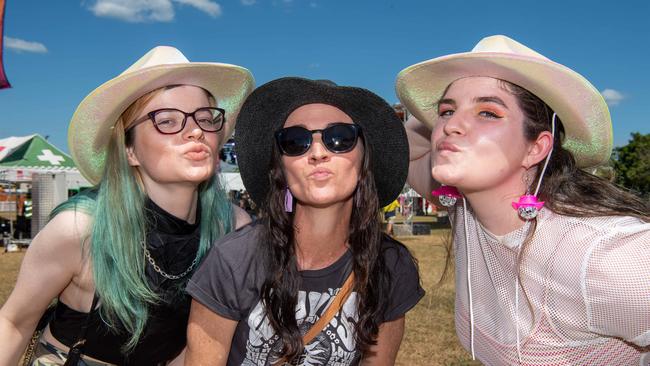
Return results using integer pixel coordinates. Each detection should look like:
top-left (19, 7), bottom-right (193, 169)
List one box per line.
top-left (49, 198), bottom-right (202, 365)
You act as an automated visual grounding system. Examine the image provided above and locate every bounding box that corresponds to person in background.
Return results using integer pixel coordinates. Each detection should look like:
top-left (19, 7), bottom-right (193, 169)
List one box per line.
top-left (0, 46), bottom-right (253, 365)
top-left (382, 199), bottom-right (400, 236)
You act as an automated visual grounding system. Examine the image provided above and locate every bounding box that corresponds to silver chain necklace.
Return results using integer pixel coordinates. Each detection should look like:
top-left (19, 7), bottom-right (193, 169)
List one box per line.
top-left (142, 242), bottom-right (199, 280)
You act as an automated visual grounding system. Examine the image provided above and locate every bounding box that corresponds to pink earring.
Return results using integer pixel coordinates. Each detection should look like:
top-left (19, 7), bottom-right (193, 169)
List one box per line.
top-left (512, 194), bottom-right (544, 220)
top-left (284, 187), bottom-right (294, 213)
top-left (432, 185), bottom-right (462, 207)
top-left (512, 172), bottom-right (544, 220)
top-left (512, 113), bottom-right (557, 220)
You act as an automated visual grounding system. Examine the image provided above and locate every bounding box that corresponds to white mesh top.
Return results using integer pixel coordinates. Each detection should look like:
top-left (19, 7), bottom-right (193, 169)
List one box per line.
top-left (450, 204), bottom-right (650, 365)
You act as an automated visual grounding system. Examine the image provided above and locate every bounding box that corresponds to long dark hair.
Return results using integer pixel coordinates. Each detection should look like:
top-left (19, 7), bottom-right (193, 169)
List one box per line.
top-left (501, 80), bottom-right (649, 220)
top-left (502, 79), bottom-right (650, 318)
top-left (260, 139), bottom-right (391, 362)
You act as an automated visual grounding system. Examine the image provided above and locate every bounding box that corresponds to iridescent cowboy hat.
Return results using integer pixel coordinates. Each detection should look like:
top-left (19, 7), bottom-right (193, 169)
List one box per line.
top-left (396, 35), bottom-right (613, 168)
top-left (69, 46), bottom-right (254, 185)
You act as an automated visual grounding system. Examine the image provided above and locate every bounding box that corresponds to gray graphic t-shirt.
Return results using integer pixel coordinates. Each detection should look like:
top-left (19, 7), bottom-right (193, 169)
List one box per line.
top-left (187, 221), bottom-right (424, 366)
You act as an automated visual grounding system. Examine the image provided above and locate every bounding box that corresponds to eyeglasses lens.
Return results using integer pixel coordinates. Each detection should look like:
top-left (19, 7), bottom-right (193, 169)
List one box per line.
top-left (323, 124), bottom-right (357, 153)
top-left (153, 110), bottom-right (184, 133)
top-left (194, 108), bottom-right (224, 131)
top-left (278, 127), bottom-right (313, 156)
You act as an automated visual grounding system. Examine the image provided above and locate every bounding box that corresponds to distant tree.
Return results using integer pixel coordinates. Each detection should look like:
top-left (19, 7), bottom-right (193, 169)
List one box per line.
top-left (612, 132), bottom-right (650, 198)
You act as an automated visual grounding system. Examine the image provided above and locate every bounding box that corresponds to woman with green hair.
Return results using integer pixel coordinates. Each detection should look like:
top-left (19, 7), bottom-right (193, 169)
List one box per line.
top-left (0, 46), bottom-right (254, 365)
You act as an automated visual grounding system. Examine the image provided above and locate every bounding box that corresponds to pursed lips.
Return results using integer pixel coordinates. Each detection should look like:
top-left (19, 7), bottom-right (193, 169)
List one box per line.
top-left (436, 141), bottom-right (461, 153)
top-left (184, 144), bottom-right (211, 160)
top-left (308, 168), bottom-right (333, 180)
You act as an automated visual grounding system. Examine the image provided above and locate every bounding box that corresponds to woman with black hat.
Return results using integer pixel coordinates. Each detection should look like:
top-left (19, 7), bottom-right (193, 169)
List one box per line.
top-left (185, 77), bottom-right (424, 365)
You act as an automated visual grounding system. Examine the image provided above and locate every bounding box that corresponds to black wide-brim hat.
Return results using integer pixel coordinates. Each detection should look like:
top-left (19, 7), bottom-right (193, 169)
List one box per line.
top-left (235, 77), bottom-right (408, 208)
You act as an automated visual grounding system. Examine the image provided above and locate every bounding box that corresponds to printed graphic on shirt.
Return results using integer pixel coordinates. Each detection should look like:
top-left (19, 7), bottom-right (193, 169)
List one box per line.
top-left (241, 289), bottom-right (360, 366)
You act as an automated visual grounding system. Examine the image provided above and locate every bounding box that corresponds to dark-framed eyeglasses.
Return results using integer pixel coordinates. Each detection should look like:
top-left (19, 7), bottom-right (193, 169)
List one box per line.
top-left (275, 123), bottom-right (362, 156)
top-left (127, 107), bottom-right (226, 134)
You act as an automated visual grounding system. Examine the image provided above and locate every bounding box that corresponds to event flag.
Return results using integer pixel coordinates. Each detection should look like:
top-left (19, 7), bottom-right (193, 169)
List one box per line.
top-left (0, 0), bottom-right (10, 89)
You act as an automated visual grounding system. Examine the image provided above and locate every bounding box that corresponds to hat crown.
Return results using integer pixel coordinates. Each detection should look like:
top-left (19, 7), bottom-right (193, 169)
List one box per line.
top-left (471, 35), bottom-right (549, 61)
top-left (121, 46), bottom-right (190, 76)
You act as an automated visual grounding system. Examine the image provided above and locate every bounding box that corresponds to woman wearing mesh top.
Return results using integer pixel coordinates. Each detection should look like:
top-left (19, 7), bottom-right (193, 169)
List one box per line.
top-left (397, 35), bottom-right (649, 365)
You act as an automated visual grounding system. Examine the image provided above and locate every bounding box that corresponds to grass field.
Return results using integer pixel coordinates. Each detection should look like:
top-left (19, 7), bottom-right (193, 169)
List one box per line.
top-left (0, 231), bottom-right (478, 365)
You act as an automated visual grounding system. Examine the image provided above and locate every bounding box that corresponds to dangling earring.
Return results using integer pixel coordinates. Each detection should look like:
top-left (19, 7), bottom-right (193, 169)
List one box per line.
top-left (432, 185), bottom-right (462, 207)
top-left (512, 172), bottom-right (544, 220)
top-left (511, 112), bottom-right (557, 220)
top-left (284, 187), bottom-right (294, 213)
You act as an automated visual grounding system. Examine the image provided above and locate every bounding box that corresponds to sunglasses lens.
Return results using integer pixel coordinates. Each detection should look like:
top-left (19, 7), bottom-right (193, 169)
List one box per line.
top-left (323, 124), bottom-right (359, 153)
top-left (277, 127), bottom-right (312, 156)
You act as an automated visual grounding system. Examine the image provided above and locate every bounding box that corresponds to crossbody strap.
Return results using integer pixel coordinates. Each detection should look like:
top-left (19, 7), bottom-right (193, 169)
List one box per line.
top-left (302, 271), bottom-right (355, 344)
top-left (273, 271), bottom-right (355, 366)
top-left (63, 293), bottom-right (99, 366)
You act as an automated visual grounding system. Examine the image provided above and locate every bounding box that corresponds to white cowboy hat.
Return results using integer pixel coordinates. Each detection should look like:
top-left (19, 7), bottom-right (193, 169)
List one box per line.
top-left (396, 35), bottom-right (612, 168)
top-left (69, 46), bottom-right (254, 185)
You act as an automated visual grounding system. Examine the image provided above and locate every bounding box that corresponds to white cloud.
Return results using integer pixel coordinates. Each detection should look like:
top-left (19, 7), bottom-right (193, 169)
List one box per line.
top-left (89, 0), bottom-right (221, 22)
top-left (241, 0), bottom-right (256, 5)
top-left (601, 88), bottom-right (625, 106)
top-left (90, 0), bottom-right (174, 22)
top-left (173, 0), bottom-right (222, 17)
top-left (4, 37), bottom-right (48, 53)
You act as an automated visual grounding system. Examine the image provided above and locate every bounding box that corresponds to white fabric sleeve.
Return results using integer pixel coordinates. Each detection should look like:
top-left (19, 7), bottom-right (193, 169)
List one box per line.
top-left (582, 217), bottom-right (650, 346)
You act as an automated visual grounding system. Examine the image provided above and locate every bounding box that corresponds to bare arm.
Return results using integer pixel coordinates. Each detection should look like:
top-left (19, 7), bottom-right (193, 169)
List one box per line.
top-left (185, 299), bottom-right (238, 366)
top-left (0, 210), bottom-right (90, 365)
top-left (360, 316), bottom-right (406, 366)
top-left (405, 116), bottom-right (438, 204)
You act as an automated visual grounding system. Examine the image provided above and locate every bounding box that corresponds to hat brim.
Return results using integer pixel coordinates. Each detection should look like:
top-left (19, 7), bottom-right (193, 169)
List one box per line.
top-left (235, 77), bottom-right (408, 207)
top-left (69, 63), bottom-right (254, 185)
top-left (396, 52), bottom-right (612, 168)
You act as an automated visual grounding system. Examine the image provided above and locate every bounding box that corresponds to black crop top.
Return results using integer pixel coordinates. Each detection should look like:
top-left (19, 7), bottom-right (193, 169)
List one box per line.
top-left (49, 198), bottom-right (202, 365)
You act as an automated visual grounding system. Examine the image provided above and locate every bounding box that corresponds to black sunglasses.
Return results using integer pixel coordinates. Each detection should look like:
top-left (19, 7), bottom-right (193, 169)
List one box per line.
top-left (275, 123), bottom-right (362, 156)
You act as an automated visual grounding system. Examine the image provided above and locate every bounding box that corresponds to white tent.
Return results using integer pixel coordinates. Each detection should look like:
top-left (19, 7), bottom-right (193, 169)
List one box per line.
top-left (220, 172), bottom-right (244, 192)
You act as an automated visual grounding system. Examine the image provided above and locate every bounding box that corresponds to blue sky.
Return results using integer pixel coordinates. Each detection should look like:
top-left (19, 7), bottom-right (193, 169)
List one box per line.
top-left (1, 0), bottom-right (648, 152)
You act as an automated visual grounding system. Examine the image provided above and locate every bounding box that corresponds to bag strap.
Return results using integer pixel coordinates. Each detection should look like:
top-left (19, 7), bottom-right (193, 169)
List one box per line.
top-left (63, 293), bottom-right (99, 366)
top-left (302, 271), bottom-right (354, 344)
top-left (273, 271), bottom-right (355, 366)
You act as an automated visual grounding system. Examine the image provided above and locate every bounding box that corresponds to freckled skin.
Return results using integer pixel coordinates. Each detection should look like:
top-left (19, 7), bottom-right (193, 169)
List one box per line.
top-left (127, 85), bottom-right (220, 188)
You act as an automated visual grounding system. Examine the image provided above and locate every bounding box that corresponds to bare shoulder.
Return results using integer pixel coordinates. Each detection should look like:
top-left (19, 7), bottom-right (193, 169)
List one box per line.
top-left (0, 210), bottom-right (93, 329)
top-left (30, 209), bottom-right (92, 254)
top-left (231, 203), bottom-right (252, 229)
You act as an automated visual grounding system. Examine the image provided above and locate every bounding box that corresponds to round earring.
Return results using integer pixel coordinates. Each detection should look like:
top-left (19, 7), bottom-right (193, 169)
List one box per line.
top-left (512, 172), bottom-right (544, 220)
top-left (512, 194), bottom-right (544, 220)
top-left (432, 185), bottom-right (462, 207)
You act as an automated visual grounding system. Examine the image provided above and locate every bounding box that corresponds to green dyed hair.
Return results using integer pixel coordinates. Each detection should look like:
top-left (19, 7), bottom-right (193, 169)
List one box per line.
top-left (51, 86), bottom-right (233, 352)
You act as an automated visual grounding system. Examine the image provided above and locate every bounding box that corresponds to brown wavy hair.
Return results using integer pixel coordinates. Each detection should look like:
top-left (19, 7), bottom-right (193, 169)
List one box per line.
top-left (260, 137), bottom-right (393, 362)
top-left (501, 80), bottom-right (649, 220)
